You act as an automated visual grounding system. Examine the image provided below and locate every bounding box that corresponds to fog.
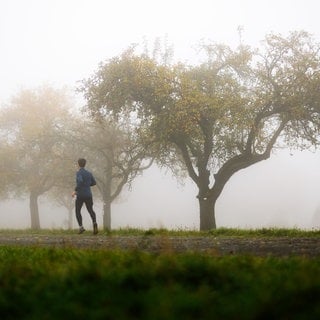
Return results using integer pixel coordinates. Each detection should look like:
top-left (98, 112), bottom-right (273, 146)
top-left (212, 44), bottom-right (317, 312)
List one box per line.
top-left (112, 150), bottom-right (320, 230)
top-left (1, 150), bottom-right (320, 230)
top-left (1, 0), bottom-right (320, 229)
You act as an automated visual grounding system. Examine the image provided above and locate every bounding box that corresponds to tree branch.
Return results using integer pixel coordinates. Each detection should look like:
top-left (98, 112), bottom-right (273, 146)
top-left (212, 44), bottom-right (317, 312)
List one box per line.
top-left (171, 135), bottom-right (199, 185)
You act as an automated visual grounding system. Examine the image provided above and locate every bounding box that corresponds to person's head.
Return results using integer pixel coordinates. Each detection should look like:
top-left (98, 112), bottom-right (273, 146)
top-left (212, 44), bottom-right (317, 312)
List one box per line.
top-left (78, 158), bottom-right (86, 168)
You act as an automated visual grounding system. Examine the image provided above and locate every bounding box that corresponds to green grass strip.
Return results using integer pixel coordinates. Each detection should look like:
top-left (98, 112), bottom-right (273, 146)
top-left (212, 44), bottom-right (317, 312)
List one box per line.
top-left (0, 246), bottom-right (319, 319)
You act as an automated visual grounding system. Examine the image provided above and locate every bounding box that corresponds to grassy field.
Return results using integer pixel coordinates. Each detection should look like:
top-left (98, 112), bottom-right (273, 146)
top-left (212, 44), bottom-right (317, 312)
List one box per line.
top-left (0, 228), bottom-right (319, 319)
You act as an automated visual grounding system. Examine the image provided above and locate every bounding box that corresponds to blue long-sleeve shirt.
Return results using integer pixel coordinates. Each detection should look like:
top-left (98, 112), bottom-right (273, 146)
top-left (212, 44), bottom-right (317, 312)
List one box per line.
top-left (75, 168), bottom-right (96, 198)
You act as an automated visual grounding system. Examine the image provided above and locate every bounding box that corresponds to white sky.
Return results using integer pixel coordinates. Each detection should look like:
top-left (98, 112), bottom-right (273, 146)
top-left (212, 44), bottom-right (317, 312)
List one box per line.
top-left (1, 0), bottom-right (320, 102)
top-left (1, 0), bottom-right (320, 229)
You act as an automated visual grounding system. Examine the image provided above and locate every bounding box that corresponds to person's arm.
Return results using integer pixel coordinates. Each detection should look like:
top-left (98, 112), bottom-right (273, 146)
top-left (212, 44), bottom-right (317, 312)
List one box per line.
top-left (90, 174), bottom-right (96, 186)
top-left (72, 171), bottom-right (83, 197)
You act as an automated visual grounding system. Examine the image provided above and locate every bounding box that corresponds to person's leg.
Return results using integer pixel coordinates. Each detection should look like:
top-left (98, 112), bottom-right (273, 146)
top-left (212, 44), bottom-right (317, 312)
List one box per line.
top-left (75, 197), bottom-right (85, 232)
top-left (84, 197), bottom-right (98, 234)
top-left (84, 197), bottom-right (96, 223)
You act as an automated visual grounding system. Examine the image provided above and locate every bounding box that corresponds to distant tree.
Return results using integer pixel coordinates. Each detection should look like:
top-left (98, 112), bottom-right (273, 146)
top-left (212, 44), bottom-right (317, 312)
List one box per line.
top-left (81, 31), bottom-right (320, 230)
top-left (69, 117), bottom-right (153, 230)
top-left (0, 85), bottom-right (74, 229)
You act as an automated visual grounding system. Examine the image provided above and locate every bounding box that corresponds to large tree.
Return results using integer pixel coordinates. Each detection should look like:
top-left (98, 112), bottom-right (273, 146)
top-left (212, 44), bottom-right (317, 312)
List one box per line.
top-left (80, 32), bottom-right (320, 230)
top-left (0, 85), bottom-right (73, 229)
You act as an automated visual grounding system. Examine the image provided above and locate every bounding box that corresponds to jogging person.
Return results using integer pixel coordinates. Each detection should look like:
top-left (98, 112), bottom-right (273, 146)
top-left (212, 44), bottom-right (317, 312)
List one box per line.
top-left (72, 158), bottom-right (98, 234)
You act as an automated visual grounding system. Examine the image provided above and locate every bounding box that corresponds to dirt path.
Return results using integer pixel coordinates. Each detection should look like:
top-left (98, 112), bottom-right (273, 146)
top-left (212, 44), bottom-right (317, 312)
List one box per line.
top-left (0, 234), bottom-right (319, 256)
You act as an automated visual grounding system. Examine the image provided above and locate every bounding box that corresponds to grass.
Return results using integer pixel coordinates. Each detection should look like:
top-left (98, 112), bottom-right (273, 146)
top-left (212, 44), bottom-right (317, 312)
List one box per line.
top-left (0, 246), bottom-right (319, 319)
top-left (0, 228), bottom-right (319, 318)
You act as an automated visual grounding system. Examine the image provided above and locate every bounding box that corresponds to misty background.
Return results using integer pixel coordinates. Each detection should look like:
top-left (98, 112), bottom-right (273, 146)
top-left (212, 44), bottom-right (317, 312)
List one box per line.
top-left (1, 0), bottom-right (320, 229)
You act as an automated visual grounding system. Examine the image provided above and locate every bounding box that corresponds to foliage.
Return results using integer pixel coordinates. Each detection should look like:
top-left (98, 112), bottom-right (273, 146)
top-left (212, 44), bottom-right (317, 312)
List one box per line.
top-left (0, 246), bottom-right (319, 319)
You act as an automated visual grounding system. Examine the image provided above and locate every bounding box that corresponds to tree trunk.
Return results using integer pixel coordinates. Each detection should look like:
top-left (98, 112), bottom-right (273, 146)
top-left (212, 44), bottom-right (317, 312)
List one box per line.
top-left (103, 201), bottom-right (111, 231)
top-left (68, 207), bottom-right (73, 230)
top-left (30, 192), bottom-right (40, 230)
top-left (198, 196), bottom-right (216, 231)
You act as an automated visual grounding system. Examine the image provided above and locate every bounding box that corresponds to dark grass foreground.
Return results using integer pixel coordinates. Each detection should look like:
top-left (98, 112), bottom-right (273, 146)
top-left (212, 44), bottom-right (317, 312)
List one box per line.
top-left (0, 247), bottom-right (319, 319)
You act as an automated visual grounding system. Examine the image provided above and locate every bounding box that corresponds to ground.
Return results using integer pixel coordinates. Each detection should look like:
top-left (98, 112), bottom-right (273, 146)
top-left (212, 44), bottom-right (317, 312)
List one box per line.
top-left (0, 234), bottom-right (319, 256)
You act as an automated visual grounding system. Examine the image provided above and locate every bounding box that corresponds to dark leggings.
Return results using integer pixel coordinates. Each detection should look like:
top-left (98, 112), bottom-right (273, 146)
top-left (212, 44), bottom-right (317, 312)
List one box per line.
top-left (75, 196), bottom-right (96, 226)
